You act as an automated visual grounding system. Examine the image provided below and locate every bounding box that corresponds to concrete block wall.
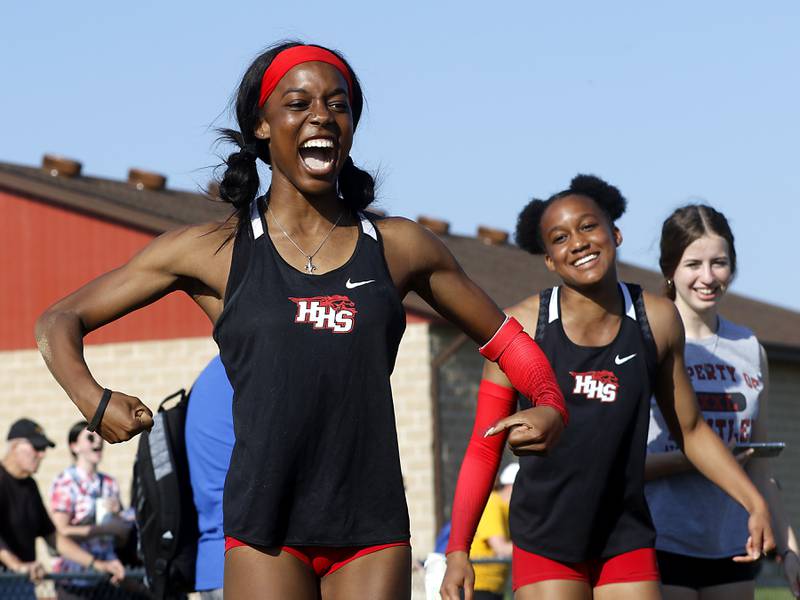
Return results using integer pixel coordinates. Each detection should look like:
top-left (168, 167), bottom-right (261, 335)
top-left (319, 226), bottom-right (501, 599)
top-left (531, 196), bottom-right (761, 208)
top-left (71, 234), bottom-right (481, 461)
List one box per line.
top-left (1, 337), bottom-right (219, 571)
top-left (390, 322), bottom-right (436, 599)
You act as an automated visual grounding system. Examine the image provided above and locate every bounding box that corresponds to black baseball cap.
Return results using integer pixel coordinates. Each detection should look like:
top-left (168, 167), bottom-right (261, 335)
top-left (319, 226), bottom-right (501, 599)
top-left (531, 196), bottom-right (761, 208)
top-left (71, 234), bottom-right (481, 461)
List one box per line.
top-left (7, 418), bottom-right (56, 450)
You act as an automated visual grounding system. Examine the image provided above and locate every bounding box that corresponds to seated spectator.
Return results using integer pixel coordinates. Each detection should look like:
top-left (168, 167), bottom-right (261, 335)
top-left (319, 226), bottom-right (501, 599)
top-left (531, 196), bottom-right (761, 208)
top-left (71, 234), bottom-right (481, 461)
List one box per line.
top-left (0, 419), bottom-right (124, 600)
top-left (50, 421), bottom-right (132, 599)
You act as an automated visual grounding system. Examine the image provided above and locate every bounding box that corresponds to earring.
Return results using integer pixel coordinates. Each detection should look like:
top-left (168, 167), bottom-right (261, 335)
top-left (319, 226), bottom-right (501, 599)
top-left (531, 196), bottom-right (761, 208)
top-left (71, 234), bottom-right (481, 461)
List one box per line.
top-left (666, 279), bottom-right (673, 287)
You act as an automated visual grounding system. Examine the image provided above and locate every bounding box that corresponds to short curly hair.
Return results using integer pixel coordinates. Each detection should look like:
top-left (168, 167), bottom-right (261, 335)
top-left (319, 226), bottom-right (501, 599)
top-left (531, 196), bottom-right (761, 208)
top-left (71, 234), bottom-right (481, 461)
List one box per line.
top-left (515, 174), bottom-right (627, 254)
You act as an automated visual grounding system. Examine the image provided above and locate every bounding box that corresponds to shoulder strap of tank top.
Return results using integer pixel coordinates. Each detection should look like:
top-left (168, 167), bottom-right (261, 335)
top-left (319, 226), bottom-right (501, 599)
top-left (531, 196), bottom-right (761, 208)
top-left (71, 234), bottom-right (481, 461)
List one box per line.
top-left (357, 211), bottom-right (379, 242)
top-left (619, 282), bottom-right (637, 321)
top-left (250, 196), bottom-right (266, 239)
top-left (222, 198), bottom-right (259, 305)
top-left (534, 287), bottom-right (556, 341)
top-left (623, 282), bottom-right (659, 368)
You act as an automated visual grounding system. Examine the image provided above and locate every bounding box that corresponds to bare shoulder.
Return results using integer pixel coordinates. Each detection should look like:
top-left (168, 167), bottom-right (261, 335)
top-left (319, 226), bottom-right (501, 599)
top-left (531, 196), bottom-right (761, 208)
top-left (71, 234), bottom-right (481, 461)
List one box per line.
top-left (506, 294), bottom-right (541, 333)
top-left (374, 215), bottom-right (435, 244)
top-left (136, 219), bottom-right (237, 276)
top-left (641, 290), bottom-right (682, 356)
top-left (374, 215), bottom-right (454, 268)
top-left (641, 291), bottom-right (680, 327)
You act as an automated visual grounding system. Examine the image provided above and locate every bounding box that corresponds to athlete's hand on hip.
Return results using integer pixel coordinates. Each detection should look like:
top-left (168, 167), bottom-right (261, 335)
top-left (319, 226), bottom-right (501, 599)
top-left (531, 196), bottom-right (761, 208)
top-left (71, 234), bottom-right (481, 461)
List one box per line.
top-left (733, 506), bottom-right (775, 562)
top-left (440, 551), bottom-right (475, 600)
top-left (92, 391), bottom-right (153, 443)
top-left (486, 405), bottom-right (564, 455)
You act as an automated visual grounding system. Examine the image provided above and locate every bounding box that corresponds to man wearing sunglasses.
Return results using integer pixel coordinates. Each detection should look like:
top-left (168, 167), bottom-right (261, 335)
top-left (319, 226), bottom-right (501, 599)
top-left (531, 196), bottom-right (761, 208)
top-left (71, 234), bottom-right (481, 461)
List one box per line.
top-left (0, 418), bottom-right (124, 598)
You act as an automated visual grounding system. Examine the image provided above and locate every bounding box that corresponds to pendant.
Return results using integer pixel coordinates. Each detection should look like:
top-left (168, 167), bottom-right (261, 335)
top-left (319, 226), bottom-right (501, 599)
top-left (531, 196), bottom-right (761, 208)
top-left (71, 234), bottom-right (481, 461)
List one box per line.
top-left (305, 257), bottom-right (316, 273)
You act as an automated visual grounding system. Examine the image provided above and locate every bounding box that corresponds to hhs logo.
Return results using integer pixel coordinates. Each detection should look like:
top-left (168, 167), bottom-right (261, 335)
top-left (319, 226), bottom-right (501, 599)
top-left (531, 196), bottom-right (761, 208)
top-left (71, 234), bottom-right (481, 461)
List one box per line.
top-left (570, 370), bottom-right (619, 403)
top-left (289, 295), bottom-right (357, 334)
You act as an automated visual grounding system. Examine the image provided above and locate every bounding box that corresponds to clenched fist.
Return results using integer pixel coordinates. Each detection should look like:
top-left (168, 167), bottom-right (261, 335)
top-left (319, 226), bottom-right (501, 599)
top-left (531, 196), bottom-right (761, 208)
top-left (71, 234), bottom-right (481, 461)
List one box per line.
top-left (84, 389), bottom-right (153, 443)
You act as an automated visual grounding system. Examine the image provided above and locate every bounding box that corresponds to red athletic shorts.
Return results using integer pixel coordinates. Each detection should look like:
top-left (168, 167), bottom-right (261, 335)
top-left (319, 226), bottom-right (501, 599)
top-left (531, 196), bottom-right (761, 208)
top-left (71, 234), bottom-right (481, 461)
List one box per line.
top-left (225, 536), bottom-right (409, 578)
top-left (512, 545), bottom-right (660, 590)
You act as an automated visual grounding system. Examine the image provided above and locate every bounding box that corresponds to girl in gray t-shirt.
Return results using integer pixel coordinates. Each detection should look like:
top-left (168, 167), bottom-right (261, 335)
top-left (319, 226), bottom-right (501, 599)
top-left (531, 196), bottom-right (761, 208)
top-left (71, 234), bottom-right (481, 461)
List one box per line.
top-left (646, 204), bottom-right (800, 599)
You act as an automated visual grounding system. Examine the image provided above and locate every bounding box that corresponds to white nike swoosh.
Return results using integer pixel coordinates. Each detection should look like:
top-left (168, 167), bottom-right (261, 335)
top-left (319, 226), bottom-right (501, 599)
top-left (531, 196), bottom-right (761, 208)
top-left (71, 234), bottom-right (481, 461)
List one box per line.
top-left (614, 353), bottom-right (637, 365)
top-left (345, 278), bottom-right (375, 289)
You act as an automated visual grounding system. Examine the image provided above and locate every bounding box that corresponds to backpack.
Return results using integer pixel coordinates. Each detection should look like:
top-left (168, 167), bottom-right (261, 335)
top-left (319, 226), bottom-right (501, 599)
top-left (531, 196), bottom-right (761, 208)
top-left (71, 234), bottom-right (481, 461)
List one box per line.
top-left (132, 389), bottom-right (198, 599)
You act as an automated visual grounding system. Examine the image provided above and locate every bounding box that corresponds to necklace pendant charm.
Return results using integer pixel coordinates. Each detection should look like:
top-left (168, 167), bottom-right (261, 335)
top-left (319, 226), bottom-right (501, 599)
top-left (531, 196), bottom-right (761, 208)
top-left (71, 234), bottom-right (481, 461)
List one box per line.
top-left (305, 257), bottom-right (316, 273)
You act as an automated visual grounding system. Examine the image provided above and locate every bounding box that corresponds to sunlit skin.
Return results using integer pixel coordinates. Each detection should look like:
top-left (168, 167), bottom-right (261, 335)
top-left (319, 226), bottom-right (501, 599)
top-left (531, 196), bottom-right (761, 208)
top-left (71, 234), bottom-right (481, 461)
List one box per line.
top-left (541, 195), bottom-right (626, 348)
top-left (256, 62), bottom-right (354, 200)
top-left (441, 196), bottom-right (775, 600)
top-left (542, 194), bottom-right (623, 293)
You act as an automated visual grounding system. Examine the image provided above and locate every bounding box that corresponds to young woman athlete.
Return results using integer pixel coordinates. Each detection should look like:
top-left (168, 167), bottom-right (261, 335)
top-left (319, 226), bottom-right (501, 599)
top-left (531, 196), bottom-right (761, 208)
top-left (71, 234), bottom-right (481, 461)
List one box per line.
top-left (441, 176), bottom-right (775, 600)
top-left (645, 205), bottom-right (800, 600)
top-left (34, 42), bottom-right (568, 600)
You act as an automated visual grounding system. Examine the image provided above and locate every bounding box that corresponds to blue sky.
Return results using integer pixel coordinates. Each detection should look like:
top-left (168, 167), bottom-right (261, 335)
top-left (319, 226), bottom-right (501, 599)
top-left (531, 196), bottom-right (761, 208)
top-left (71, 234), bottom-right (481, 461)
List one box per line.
top-left (2, 1), bottom-right (798, 310)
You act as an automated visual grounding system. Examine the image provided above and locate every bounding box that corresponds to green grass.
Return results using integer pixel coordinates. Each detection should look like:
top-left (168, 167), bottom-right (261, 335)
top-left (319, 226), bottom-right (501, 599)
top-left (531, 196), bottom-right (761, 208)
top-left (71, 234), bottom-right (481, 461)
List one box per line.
top-left (755, 588), bottom-right (795, 600)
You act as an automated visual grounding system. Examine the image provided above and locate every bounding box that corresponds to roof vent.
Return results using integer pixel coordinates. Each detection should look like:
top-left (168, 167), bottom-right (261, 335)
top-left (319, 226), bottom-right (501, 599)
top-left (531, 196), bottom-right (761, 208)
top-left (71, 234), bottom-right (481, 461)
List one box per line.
top-left (417, 216), bottom-right (450, 235)
top-left (42, 154), bottom-right (82, 178)
top-left (477, 225), bottom-right (509, 245)
top-left (128, 168), bottom-right (166, 191)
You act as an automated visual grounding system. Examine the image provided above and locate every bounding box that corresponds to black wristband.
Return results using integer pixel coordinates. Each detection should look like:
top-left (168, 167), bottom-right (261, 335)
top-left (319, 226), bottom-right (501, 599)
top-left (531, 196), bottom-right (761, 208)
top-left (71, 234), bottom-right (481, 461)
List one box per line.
top-left (86, 389), bottom-right (112, 433)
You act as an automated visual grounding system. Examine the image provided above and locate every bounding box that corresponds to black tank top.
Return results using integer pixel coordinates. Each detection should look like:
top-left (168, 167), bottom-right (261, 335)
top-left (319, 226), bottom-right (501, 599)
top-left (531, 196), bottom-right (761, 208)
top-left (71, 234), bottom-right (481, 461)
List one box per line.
top-left (213, 198), bottom-right (409, 547)
top-left (510, 283), bottom-right (658, 562)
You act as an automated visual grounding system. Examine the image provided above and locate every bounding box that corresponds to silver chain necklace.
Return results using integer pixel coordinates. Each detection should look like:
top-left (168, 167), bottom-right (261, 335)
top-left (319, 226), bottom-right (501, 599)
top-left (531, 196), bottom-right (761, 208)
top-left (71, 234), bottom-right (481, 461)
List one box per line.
top-left (267, 205), bottom-right (343, 273)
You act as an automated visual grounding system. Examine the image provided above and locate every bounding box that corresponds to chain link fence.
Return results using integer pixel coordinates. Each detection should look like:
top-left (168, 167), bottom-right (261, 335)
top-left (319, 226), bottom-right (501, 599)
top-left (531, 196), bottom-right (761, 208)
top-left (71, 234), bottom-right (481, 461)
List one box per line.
top-left (0, 570), bottom-right (158, 600)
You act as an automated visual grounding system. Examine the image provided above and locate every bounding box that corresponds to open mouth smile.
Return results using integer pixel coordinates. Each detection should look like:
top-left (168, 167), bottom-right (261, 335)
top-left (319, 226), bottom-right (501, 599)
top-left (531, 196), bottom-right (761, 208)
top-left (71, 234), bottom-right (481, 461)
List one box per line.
top-left (298, 137), bottom-right (337, 176)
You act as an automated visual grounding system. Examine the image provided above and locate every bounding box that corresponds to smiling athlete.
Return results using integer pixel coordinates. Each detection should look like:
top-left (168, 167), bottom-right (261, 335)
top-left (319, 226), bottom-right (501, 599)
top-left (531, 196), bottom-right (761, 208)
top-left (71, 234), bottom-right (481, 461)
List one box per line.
top-left (646, 205), bottom-right (800, 600)
top-left (442, 176), bottom-right (775, 600)
top-left (35, 42), bottom-right (567, 600)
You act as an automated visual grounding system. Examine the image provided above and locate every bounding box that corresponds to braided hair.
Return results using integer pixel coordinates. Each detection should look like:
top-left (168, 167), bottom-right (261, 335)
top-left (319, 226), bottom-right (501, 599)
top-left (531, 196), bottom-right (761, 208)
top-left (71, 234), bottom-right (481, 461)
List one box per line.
top-left (216, 41), bottom-right (375, 234)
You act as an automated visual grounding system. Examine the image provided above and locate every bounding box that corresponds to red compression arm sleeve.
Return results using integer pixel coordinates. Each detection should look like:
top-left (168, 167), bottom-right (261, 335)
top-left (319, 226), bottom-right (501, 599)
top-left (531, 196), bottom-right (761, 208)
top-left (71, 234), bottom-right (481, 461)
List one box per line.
top-left (446, 380), bottom-right (517, 554)
top-left (480, 317), bottom-right (567, 425)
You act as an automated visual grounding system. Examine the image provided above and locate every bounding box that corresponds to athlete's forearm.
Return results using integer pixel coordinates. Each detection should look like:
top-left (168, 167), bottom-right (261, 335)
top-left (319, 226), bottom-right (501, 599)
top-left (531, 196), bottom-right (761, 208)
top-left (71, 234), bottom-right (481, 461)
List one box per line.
top-left (35, 309), bottom-right (103, 416)
top-left (480, 317), bottom-right (567, 425)
top-left (682, 421), bottom-right (767, 514)
top-left (446, 381), bottom-right (516, 554)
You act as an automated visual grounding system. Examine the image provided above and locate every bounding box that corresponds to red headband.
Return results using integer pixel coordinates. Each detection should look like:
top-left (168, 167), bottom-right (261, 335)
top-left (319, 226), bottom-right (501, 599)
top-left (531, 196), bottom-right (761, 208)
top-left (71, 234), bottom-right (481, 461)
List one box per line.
top-left (258, 46), bottom-right (354, 107)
